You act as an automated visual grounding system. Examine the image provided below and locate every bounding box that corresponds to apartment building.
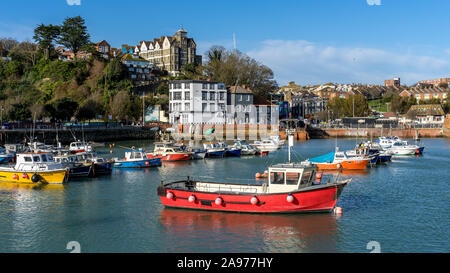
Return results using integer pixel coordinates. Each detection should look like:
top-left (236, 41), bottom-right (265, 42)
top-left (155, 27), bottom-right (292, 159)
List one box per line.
top-left (169, 80), bottom-right (228, 124)
top-left (137, 29), bottom-right (202, 76)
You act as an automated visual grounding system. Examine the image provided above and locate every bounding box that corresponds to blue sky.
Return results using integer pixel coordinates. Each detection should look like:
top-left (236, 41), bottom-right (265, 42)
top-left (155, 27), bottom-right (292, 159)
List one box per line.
top-left (2, 0), bottom-right (450, 86)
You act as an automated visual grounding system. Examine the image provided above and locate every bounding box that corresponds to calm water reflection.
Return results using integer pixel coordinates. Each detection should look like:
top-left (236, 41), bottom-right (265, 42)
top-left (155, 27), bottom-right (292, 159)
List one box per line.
top-left (0, 138), bottom-right (448, 253)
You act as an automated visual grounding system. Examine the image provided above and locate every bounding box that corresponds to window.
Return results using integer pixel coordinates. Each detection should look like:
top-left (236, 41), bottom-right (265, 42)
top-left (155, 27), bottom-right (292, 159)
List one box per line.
top-left (184, 83), bottom-right (190, 89)
top-left (210, 104), bottom-right (215, 112)
top-left (33, 156), bottom-right (40, 162)
top-left (218, 103), bottom-right (225, 111)
top-left (202, 83), bottom-right (208, 89)
top-left (209, 92), bottom-right (215, 100)
top-left (286, 173), bottom-right (300, 185)
top-left (209, 83), bottom-right (215, 90)
top-left (24, 156), bottom-right (32, 162)
top-left (185, 103), bottom-right (190, 111)
top-left (237, 94), bottom-right (242, 101)
top-left (219, 92), bottom-right (225, 100)
top-left (202, 103), bottom-right (207, 112)
top-left (218, 83), bottom-right (226, 90)
top-left (173, 92), bottom-right (182, 100)
top-left (42, 155), bottom-right (48, 162)
top-left (202, 91), bottom-right (208, 100)
top-left (184, 92), bottom-right (190, 100)
top-left (300, 171), bottom-right (313, 185)
top-left (270, 172), bottom-right (285, 185)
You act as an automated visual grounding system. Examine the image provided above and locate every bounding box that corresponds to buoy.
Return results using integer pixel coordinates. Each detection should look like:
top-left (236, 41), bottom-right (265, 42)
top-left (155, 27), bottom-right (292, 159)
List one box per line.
top-left (145, 161), bottom-right (150, 166)
top-left (166, 192), bottom-right (174, 200)
top-left (12, 174), bottom-right (19, 180)
top-left (334, 207), bottom-right (343, 215)
top-left (255, 173), bottom-right (261, 178)
top-left (188, 195), bottom-right (196, 203)
top-left (215, 197), bottom-right (223, 206)
top-left (110, 150), bottom-right (113, 154)
top-left (250, 196), bottom-right (259, 205)
top-left (109, 144), bottom-right (113, 148)
top-left (22, 173), bottom-right (29, 179)
top-left (337, 163), bottom-right (342, 169)
top-left (287, 194), bottom-right (295, 203)
top-left (31, 174), bottom-right (40, 183)
top-left (316, 173), bottom-right (323, 179)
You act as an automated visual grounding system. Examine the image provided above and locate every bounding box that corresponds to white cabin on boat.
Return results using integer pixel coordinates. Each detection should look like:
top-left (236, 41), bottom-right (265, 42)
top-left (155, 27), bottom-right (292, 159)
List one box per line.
top-left (9, 153), bottom-right (64, 171)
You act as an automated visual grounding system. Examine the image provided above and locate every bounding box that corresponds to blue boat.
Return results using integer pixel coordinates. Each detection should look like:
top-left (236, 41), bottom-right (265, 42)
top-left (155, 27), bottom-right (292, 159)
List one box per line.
top-left (203, 143), bottom-right (225, 158)
top-left (0, 146), bottom-right (15, 164)
top-left (114, 149), bottom-right (162, 168)
top-left (217, 142), bottom-right (241, 157)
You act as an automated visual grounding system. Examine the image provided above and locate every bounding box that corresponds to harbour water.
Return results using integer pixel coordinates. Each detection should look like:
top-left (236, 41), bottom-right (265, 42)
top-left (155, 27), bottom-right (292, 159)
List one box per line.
top-left (0, 138), bottom-right (448, 253)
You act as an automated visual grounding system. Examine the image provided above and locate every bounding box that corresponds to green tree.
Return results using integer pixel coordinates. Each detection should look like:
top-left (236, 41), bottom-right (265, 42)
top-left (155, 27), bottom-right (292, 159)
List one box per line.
top-left (53, 97), bottom-right (79, 121)
top-left (33, 24), bottom-right (60, 60)
top-left (75, 99), bottom-right (102, 121)
top-left (8, 103), bottom-right (32, 121)
top-left (58, 16), bottom-right (90, 60)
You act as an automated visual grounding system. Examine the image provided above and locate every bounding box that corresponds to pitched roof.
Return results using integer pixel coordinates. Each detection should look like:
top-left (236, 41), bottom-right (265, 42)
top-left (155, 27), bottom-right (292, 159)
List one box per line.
top-left (229, 85), bottom-right (253, 94)
top-left (407, 104), bottom-right (445, 116)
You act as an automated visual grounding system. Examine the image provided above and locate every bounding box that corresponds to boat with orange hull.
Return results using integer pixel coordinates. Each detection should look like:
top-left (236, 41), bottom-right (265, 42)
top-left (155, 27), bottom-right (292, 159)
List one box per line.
top-left (157, 161), bottom-right (350, 214)
top-left (308, 148), bottom-right (370, 171)
top-left (146, 142), bottom-right (193, 162)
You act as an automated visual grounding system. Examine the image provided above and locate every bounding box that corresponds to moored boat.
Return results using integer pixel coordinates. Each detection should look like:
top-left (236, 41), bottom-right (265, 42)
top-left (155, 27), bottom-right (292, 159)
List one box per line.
top-left (252, 138), bottom-right (280, 152)
top-left (147, 142), bottom-right (193, 162)
top-left (309, 148), bottom-right (370, 170)
top-left (0, 153), bottom-right (69, 184)
top-left (203, 143), bottom-right (226, 158)
top-left (69, 141), bottom-right (93, 154)
top-left (54, 154), bottom-right (92, 178)
top-left (157, 133), bottom-right (350, 214)
top-left (114, 149), bottom-right (162, 168)
top-left (158, 162), bottom-right (350, 214)
top-left (233, 140), bottom-right (258, 156)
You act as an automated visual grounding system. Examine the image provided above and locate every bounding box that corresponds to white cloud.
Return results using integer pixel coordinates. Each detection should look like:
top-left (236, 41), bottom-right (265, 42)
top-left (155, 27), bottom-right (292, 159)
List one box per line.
top-left (66, 0), bottom-right (81, 5)
top-left (246, 40), bottom-right (449, 86)
top-left (366, 0), bottom-right (381, 6)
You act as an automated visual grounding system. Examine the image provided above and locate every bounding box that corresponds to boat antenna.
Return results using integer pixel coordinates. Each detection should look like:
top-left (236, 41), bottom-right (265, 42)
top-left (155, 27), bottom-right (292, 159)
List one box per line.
top-left (288, 130), bottom-right (294, 163)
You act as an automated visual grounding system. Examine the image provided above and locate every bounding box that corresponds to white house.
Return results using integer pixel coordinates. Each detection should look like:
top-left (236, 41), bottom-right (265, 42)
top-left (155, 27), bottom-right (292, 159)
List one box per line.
top-left (169, 80), bottom-right (228, 124)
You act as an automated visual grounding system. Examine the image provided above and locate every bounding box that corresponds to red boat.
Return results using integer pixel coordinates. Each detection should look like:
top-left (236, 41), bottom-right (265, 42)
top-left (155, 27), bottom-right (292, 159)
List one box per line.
top-left (157, 161), bottom-right (350, 214)
top-left (146, 142), bottom-right (193, 162)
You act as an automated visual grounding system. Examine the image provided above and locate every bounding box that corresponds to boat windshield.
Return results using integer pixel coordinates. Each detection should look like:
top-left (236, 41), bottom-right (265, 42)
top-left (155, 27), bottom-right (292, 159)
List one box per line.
top-left (270, 172), bottom-right (285, 185)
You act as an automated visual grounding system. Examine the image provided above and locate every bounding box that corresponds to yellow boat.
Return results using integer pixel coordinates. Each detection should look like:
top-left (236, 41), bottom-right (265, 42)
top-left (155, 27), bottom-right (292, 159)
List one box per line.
top-left (0, 153), bottom-right (69, 184)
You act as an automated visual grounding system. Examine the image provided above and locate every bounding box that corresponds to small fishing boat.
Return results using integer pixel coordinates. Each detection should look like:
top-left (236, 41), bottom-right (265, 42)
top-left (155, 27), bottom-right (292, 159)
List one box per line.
top-left (75, 152), bottom-right (113, 176)
top-left (0, 152), bottom-right (69, 184)
top-left (346, 146), bottom-right (379, 164)
top-left (0, 147), bottom-right (15, 164)
top-left (233, 140), bottom-right (258, 156)
top-left (114, 149), bottom-right (162, 168)
top-left (217, 142), bottom-right (241, 157)
top-left (309, 148), bottom-right (370, 170)
top-left (54, 154), bottom-right (92, 178)
top-left (203, 143), bottom-right (226, 158)
top-left (269, 135), bottom-right (286, 146)
top-left (252, 138), bottom-right (280, 152)
top-left (69, 141), bottom-right (93, 154)
top-left (191, 149), bottom-right (207, 159)
top-left (157, 134), bottom-right (350, 214)
top-left (387, 140), bottom-right (424, 156)
top-left (147, 142), bottom-right (193, 162)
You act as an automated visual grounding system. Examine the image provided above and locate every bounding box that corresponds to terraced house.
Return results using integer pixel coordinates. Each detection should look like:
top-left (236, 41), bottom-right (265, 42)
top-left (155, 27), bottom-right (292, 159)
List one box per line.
top-left (136, 28), bottom-right (202, 76)
top-left (399, 87), bottom-right (448, 102)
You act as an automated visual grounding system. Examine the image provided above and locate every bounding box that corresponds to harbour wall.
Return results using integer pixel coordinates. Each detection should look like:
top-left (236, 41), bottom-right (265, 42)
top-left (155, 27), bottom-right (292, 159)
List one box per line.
top-left (0, 127), bottom-right (158, 145)
top-left (306, 127), bottom-right (445, 139)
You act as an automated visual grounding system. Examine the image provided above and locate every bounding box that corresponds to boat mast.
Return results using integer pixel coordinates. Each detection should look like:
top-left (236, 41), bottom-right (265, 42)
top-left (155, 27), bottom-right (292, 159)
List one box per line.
top-left (288, 130), bottom-right (294, 163)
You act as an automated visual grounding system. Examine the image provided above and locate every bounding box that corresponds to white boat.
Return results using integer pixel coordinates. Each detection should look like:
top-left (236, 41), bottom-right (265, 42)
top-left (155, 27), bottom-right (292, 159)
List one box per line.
top-left (269, 135), bottom-right (285, 146)
top-left (233, 140), bottom-right (258, 155)
top-left (69, 141), bottom-right (93, 154)
top-left (386, 141), bottom-right (422, 156)
top-left (252, 139), bottom-right (280, 152)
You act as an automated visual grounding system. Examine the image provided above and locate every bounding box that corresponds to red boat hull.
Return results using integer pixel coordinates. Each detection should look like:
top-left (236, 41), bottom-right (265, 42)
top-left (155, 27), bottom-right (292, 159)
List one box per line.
top-left (158, 183), bottom-right (347, 214)
top-left (147, 153), bottom-right (192, 162)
